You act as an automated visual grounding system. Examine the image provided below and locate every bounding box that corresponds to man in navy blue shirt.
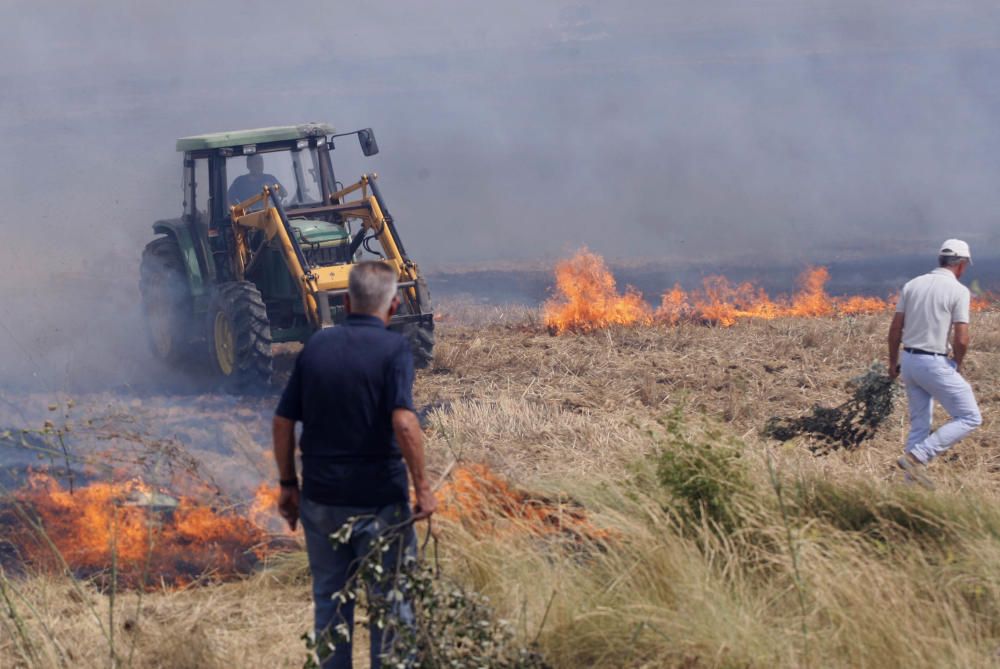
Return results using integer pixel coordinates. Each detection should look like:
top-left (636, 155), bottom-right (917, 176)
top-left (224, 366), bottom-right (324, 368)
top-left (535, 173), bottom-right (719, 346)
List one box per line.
top-left (273, 261), bottom-right (436, 669)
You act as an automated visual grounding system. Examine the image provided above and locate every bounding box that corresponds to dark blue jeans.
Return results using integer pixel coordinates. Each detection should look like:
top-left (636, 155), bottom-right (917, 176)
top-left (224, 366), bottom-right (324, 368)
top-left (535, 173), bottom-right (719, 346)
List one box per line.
top-left (300, 498), bottom-right (416, 669)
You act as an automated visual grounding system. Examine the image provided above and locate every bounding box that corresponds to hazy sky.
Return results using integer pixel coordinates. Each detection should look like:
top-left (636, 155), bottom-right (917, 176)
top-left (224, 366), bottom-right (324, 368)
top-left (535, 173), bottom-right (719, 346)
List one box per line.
top-left (4, 0), bottom-right (1000, 266)
top-left (3, 1), bottom-right (1000, 387)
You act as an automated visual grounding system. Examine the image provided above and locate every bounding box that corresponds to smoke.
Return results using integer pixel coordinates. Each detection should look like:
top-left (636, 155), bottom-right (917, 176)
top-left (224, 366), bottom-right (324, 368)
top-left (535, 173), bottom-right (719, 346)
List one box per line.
top-left (2, 1), bottom-right (999, 387)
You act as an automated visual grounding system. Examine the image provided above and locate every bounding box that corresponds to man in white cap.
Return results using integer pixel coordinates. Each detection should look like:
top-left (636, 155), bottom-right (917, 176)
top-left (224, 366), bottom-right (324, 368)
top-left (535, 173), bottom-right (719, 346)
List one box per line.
top-left (888, 239), bottom-right (981, 487)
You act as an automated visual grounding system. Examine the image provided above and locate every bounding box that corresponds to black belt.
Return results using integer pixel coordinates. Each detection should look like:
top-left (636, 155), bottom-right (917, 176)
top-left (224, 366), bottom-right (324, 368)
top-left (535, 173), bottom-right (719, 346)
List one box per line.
top-left (904, 347), bottom-right (946, 356)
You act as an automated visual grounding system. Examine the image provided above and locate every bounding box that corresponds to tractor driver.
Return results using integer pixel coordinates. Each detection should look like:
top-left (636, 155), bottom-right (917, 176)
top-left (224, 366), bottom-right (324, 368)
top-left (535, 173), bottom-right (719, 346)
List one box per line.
top-left (228, 154), bottom-right (286, 208)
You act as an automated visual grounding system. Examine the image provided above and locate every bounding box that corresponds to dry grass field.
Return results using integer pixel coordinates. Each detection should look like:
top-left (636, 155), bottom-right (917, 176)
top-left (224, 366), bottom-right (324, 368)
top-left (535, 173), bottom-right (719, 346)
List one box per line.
top-left (5, 303), bottom-right (1000, 668)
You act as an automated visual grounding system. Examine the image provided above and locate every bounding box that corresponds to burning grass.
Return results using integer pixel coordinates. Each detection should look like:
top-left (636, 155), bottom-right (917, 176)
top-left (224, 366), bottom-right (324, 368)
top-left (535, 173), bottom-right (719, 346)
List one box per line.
top-left (436, 464), bottom-right (610, 544)
top-left (544, 248), bottom-right (993, 332)
top-left (2, 474), bottom-right (280, 589)
top-left (543, 249), bottom-right (652, 333)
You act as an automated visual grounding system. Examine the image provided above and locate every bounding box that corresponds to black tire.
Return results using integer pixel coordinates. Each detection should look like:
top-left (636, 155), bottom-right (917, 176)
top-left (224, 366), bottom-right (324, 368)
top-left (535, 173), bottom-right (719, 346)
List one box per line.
top-left (206, 282), bottom-right (273, 391)
top-left (400, 276), bottom-right (435, 369)
top-left (139, 236), bottom-right (193, 362)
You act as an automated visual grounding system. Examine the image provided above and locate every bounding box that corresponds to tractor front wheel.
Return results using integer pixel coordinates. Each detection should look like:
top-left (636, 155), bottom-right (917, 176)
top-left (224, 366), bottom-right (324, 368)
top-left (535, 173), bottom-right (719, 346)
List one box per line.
top-left (404, 323), bottom-right (435, 369)
top-left (207, 282), bottom-right (273, 391)
top-left (399, 276), bottom-right (434, 369)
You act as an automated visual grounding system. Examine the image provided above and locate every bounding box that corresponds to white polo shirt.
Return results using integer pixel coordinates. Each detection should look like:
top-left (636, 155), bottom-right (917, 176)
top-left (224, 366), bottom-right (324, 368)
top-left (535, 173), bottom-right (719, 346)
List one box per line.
top-left (895, 268), bottom-right (970, 355)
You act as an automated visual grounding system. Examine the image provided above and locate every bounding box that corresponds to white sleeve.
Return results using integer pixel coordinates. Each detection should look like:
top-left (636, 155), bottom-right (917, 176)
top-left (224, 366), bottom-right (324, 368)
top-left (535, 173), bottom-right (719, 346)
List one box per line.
top-left (953, 289), bottom-right (970, 324)
top-left (894, 284), bottom-right (908, 314)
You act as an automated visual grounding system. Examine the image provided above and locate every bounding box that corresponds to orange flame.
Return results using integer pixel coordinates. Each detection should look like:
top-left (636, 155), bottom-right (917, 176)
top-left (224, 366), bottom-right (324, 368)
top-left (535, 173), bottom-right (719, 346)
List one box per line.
top-left (543, 249), bottom-right (652, 333)
top-left (249, 482), bottom-right (291, 534)
top-left (437, 464), bottom-right (609, 543)
top-left (673, 275), bottom-right (782, 326)
top-left (544, 249), bottom-right (928, 332)
top-left (4, 474), bottom-right (277, 588)
top-left (660, 266), bottom-right (893, 326)
top-left (972, 294), bottom-right (993, 312)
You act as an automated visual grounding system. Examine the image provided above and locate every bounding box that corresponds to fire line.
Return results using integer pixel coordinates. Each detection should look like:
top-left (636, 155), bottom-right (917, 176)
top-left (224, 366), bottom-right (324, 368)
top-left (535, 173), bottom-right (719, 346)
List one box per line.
top-left (544, 249), bottom-right (991, 333)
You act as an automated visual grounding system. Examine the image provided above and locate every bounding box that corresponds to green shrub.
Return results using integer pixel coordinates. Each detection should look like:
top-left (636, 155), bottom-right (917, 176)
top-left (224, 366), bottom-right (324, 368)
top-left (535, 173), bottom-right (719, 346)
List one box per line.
top-left (654, 410), bottom-right (749, 533)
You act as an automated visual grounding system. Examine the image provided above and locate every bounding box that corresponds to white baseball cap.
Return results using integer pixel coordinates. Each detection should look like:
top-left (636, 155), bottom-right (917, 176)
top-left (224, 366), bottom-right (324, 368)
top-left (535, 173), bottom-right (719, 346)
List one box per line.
top-left (939, 239), bottom-right (972, 264)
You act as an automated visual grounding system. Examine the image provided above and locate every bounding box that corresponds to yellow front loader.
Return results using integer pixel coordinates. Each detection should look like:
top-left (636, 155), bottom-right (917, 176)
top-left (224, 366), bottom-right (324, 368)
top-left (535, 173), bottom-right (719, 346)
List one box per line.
top-left (229, 174), bottom-right (426, 330)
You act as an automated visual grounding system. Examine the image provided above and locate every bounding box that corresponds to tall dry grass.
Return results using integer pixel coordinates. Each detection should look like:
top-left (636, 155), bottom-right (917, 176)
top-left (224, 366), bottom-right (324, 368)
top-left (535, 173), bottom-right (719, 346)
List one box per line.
top-left (5, 304), bottom-right (1000, 667)
top-left (434, 412), bottom-right (1000, 668)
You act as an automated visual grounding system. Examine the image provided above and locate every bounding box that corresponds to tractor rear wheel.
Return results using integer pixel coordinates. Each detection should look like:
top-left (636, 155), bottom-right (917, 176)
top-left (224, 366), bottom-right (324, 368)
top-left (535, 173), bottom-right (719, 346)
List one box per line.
top-left (400, 276), bottom-right (434, 369)
top-left (139, 236), bottom-right (193, 362)
top-left (207, 282), bottom-right (273, 391)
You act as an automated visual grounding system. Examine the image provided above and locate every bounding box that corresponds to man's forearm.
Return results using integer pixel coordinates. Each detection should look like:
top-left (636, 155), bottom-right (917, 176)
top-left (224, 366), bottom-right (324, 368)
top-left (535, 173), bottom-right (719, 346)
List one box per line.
top-left (953, 338), bottom-right (969, 368)
top-left (889, 329), bottom-right (903, 368)
top-left (272, 416), bottom-right (297, 481)
top-left (888, 332), bottom-right (901, 367)
top-left (888, 313), bottom-right (904, 371)
top-left (953, 343), bottom-right (967, 367)
top-left (393, 409), bottom-right (429, 491)
top-left (392, 408), bottom-right (437, 517)
top-left (952, 324), bottom-right (970, 369)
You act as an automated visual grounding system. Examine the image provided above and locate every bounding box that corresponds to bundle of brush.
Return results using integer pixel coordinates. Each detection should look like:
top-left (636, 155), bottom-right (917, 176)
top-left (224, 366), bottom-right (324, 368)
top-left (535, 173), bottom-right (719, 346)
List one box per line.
top-left (764, 362), bottom-right (898, 454)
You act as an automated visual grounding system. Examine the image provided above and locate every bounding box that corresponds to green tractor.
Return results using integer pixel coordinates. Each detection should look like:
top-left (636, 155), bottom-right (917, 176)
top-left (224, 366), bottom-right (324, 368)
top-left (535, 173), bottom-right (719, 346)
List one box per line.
top-left (140, 123), bottom-right (434, 391)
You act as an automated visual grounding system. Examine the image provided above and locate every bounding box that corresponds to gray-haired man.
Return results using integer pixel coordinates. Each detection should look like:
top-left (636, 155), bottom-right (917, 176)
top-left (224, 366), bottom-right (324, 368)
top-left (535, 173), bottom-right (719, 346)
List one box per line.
top-left (888, 239), bottom-right (982, 487)
top-left (273, 261), bottom-right (436, 668)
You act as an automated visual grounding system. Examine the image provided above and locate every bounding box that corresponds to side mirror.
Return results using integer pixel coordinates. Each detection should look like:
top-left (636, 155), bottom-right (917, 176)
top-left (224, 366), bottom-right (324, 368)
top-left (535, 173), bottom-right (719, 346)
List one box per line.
top-left (358, 128), bottom-right (379, 157)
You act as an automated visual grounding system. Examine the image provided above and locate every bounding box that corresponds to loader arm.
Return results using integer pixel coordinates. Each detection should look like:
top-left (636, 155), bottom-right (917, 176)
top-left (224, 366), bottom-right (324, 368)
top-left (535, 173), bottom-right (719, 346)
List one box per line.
top-left (230, 185), bottom-right (323, 326)
top-left (229, 177), bottom-right (421, 329)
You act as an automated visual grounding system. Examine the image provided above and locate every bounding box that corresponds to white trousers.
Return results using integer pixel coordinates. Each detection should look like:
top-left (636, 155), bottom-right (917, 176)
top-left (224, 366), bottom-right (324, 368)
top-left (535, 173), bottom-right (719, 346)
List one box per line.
top-left (901, 350), bottom-right (981, 463)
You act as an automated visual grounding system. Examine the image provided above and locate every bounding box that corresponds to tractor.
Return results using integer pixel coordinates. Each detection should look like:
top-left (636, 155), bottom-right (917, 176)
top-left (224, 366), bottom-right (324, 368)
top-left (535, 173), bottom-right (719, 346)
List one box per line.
top-left (140, 123), bottom-right (434, 390)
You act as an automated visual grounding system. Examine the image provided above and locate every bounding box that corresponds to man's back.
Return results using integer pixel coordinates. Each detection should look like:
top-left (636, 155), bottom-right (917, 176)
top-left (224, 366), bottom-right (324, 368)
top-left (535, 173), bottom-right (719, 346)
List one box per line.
top-left (897, 268), bottom-right (970, 354)
top-left (276, 314), bottom-right (415, 506)
top-left (272, 260), bottom-right (437, 665)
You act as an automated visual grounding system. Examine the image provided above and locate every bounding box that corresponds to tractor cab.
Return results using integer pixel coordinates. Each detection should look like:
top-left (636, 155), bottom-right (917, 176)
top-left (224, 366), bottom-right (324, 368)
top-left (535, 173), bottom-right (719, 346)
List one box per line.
top-left (181, 126), bottom-right (353, 240)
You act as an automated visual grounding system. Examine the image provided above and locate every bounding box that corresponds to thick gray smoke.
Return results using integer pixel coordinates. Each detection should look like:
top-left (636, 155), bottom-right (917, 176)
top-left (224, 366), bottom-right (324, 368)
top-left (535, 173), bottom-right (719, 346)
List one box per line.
top-left (2, 1), bottom-right (999, 388)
